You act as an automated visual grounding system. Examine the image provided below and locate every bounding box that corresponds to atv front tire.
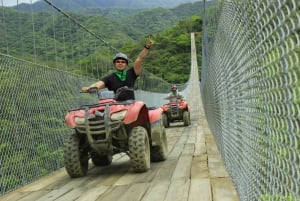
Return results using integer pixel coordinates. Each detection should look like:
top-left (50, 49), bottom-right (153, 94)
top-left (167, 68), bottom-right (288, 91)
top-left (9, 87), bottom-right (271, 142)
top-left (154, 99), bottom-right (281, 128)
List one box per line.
top-left (128, 126), bottom-right (150, 172)
top-left (183, 111), bottom-right (190, 126)
top-left (63, 134), bottom-right (89, 178)
top-left (162, 113), bottom-right (169, 128)
top-left (151, 127), bottom-right (168, 162)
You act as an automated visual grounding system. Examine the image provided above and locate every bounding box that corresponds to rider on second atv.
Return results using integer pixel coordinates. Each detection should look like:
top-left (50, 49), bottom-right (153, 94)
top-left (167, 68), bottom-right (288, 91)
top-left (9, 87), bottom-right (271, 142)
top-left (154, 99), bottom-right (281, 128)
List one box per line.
top-left (82, 37), bottom-right (153, 100)
top-left (165, 85), bottom-right (183, 101)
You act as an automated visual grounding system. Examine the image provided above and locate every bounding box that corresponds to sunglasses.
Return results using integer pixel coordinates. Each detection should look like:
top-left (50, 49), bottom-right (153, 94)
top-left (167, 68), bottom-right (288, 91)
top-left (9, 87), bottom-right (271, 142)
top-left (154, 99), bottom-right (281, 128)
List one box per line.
top-left (115, 60), bottom-right (126, 64)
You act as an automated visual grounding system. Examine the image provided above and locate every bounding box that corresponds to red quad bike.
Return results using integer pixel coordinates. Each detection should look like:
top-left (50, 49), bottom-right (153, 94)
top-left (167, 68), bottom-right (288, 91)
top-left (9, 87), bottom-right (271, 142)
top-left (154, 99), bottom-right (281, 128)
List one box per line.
top-left (161, 96), bottom-right (191, 128)
top-left (64, 87), bottom-right (168, 178)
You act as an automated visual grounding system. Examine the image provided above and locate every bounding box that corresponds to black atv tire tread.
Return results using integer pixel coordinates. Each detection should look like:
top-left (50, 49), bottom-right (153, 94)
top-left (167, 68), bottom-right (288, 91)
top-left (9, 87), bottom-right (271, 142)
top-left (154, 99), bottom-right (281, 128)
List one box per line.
top-left (182, 111), bottom-right (190, 126)
top-left (128, 126), bottom-right (150, 172)
top-left (183, 111), bottom-right (190, 126)
top-left (162, 113), bottom-right (169, 128)
top-left (63, 134), bottom-right (89, 178)
top-left (151, 127), bottom-right (168, 162)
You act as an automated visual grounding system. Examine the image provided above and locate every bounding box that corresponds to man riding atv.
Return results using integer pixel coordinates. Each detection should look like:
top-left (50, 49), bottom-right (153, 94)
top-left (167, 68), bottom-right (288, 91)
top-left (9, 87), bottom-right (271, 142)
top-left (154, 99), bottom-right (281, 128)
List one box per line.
top-left (164, 85), bottom-right (183, 102)
top-left (81, 37), bottom-right (153, 100)
top-left (63, 37), bottom-right (168, 178)
top-left (161, 85), bottom-right (191, 127)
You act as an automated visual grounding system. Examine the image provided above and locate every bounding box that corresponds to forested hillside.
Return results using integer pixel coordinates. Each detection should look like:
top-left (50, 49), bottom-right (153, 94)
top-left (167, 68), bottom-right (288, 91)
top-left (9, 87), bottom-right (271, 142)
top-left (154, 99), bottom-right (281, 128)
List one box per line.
top-left (1, 1), bottom-right (205, 83)
top-left (12, 0), bottom-right (204, 10)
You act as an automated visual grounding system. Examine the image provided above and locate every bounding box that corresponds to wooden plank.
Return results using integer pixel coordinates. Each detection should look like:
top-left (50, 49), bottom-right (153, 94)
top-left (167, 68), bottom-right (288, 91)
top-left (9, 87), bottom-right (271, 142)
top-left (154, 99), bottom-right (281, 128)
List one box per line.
top-left (206, 137), bottom-right (219, 156)
top-left (194, 141), bottom-right (206, 157)
top-left (152, 158), bottom-right (177, 181)
top-left (95, 185), bottom-right (130, 201)
top-left (0, 192), bottom-right (29, 201)
top-left (211, 178), bottom-right (240, 201)
top-left (83, 158), bottom-right (131, 187)
top-left (141, 180), bottom-right (170, 201)
top-left (172, 155), bottom-right (193, 180)
top-left (113, 159), bottom-right (162, 185)
top-left (186, 127), bottom-right (197, 144)
top-left (115, 183), bottom-right (149, 201)
top-left (133, 162), bottom-right (164, 183)
top-left (17, 191), bottom-right (50, 201)
top-left (54, 188), bottom-right (86, 201)
top-left (18, 168), bottom-right (68, 192)
top-left (164, 179), bottom-right (190, 201)
top-left (191, 155), bottom-right (209, 179)
top-left (188, 179), bottom-right (212, 201)
top-left (208, 155), bottom-right (229, 178)
top-left (76, 186), bottom-right (109, 201)
top-left (167, 142), bottom-right (185, 159)
top-left (33, 188), bottom-right (73, 201)
top-left (114, 172), bottom-right (141, 186)
top-left (182, 143), bottom-right (195, 155)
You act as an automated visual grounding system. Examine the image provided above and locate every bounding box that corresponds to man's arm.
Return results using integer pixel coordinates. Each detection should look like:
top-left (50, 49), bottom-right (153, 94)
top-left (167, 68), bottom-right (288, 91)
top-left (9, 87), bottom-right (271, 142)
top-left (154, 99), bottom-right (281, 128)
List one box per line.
top-left (134, 37), bottom-right (153, 76)
top-left (81, 80), bottom-right (105, 92)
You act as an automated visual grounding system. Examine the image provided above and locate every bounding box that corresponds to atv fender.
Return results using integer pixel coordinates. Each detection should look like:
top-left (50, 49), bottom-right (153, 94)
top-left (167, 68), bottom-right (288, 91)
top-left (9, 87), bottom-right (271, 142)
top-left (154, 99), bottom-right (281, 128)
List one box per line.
top-left (179, 101), bottom-right (189, 110)
top-left (123, 101), bottom-right (149, 125)
top-left (148, 107), bottom-right (163, 123)
top-left (65, 110), bottom-right (85, 128)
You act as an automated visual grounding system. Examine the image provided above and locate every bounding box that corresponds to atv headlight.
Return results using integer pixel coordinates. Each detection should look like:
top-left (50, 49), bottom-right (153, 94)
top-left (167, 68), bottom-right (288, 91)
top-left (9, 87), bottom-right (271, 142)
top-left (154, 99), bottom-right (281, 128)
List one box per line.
top-left (75, 117), bottom-right (85, 125)
top-left (111, 110), bottom-right (127, 121)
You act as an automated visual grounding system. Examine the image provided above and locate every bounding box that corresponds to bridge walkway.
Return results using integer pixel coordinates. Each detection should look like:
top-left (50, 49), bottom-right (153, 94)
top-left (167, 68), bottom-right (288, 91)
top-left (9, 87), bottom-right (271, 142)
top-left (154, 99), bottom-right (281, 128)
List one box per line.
top-left (0, 33), bottom-right (240, 201)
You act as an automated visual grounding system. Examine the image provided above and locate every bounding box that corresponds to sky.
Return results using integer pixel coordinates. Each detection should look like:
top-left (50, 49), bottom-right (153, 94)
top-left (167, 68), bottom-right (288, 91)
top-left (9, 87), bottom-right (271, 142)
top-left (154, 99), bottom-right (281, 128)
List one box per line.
top-left (1, 0), bottom-right (39, 7)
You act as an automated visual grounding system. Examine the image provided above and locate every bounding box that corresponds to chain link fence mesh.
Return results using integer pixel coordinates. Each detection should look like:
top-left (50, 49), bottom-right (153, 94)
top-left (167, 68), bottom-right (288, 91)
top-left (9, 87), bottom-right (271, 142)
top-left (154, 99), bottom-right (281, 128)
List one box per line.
top-left (201, 0), bottom-right (300, 200)
top-left (0, 1), bottom-right (183, 195)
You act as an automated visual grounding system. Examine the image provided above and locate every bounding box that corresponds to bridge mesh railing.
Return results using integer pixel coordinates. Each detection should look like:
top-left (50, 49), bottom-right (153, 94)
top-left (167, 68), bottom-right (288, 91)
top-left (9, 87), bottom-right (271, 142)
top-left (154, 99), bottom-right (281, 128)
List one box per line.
top-left (0, 1), bottom-right (187, 195)
top-left (201, 0), bottom-right (300, 200)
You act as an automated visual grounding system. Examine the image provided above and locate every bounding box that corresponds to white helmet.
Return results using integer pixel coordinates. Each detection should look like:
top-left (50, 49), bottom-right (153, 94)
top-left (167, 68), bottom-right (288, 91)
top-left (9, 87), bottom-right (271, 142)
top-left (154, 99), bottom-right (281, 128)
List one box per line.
top-left (113, 52), bottom-right (128, 64)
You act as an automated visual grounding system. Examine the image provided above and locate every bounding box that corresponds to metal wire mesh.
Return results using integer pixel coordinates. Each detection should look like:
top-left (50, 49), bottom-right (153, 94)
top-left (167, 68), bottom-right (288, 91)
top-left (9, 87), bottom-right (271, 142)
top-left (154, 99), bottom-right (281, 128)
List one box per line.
top-left (201, 0), bottom-right (300, 200)
top-left (0, 0), bottom-right (180, 195)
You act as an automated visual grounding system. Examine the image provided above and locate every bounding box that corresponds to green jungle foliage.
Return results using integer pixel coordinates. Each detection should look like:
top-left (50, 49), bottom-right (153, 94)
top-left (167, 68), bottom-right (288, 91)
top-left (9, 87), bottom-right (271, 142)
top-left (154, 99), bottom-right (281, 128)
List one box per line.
top-left (0, 2), bottom-right (204, 84)
top-left (122, 16), bottom-right (203, 83)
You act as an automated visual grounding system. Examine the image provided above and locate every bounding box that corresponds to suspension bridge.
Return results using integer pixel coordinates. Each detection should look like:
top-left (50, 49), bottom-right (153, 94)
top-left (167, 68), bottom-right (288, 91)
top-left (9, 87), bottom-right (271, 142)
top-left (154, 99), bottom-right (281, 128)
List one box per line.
top-left (1, 31), bottom-right (239, 201)
top-left (1, 1), bottom-right (300, 201)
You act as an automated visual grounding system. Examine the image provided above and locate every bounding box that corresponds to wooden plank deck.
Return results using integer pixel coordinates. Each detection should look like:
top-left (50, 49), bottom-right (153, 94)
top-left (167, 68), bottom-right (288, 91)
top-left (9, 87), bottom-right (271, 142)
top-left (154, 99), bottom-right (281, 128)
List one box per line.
top-left (0, 117), bottom-right (240, 201)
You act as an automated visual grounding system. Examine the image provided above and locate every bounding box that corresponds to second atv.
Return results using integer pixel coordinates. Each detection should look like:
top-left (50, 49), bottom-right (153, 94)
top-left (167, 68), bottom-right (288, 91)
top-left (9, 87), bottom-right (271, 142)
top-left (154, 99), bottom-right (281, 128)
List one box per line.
top-left (161, 95), bottom-right (191, 128)
top-left (64, 87), bottom-right (168, 178)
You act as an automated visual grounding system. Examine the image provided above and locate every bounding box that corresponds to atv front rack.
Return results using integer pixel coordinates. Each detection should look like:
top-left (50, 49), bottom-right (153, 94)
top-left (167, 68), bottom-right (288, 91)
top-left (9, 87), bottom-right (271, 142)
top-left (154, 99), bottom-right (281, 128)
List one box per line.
top-left (68, 100), bottom-right (134, 112)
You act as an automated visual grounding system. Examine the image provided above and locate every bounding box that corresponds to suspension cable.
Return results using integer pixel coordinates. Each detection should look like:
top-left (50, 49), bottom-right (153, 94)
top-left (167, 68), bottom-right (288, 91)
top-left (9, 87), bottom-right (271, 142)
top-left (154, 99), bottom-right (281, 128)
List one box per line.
top-left (42, 0), bottom-right (119, 53)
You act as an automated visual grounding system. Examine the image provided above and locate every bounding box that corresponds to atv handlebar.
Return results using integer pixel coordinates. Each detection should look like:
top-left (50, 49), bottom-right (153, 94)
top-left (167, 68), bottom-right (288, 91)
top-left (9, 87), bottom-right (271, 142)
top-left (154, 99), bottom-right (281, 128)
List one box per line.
top-left (80, 86), bottom-right (135, 101)
top-left (80, 87), bottom-right (98, 94)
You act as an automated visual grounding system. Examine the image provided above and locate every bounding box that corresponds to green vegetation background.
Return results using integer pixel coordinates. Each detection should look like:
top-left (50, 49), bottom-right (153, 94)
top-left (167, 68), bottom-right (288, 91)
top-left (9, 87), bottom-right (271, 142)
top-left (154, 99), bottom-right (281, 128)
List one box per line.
top-left (0, 1), bottom-right (205, 83)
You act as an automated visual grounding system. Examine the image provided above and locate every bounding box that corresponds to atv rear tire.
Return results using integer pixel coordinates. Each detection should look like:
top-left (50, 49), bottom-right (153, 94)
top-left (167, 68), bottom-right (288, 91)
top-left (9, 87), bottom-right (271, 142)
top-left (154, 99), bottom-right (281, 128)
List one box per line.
top-left (91, 152), bottom-right (112, 166)
top-left (183, 111), bottom-right (190, 126)
top-left (151, 127), bottom-right (168, 162)
top-left (128, 126), bottom-right (150, 172)
top-left (162, 113), bottom-right (169, 128)
top-left (63, 134), bottom-right (89, 178)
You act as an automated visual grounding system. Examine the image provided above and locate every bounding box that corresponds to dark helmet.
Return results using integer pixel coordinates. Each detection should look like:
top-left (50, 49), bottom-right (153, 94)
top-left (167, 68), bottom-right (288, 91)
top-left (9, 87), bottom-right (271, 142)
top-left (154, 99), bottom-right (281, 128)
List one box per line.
top-left (113, 52), bottom-right (128, 64)
top-left (171, 85), bottom-right (177, 91)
